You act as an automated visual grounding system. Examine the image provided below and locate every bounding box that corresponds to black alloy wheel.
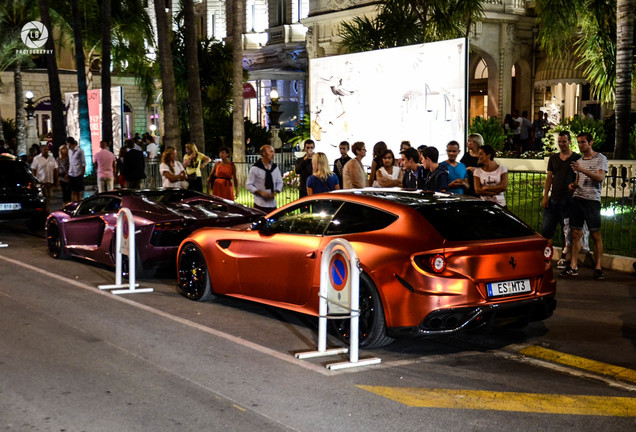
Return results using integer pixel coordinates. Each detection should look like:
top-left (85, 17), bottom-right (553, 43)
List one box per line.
top-left (177, 243), bottom-right (215, 301)
top-left (46, 220), bottom-right (67, 259)
top-left (330, 273), bottom-right (394, 349)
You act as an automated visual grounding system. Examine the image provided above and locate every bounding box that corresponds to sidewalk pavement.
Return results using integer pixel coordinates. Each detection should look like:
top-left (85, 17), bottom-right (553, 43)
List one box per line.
top-left (553, 246), bottom-right (635, 274)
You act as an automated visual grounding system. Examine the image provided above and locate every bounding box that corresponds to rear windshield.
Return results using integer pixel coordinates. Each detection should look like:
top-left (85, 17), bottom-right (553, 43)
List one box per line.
top-left (415, 201), bottom-right (536, 241)
top-left (0, 160), bottom-right (33, 185)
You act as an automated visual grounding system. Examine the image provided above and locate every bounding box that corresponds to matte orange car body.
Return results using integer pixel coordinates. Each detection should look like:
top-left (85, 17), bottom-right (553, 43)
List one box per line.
top-left (177, 190), bottom-right (557, 347)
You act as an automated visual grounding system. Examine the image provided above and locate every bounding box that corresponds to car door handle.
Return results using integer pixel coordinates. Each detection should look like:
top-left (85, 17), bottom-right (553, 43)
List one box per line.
top-left (306, 251), bottom-right (316, 259)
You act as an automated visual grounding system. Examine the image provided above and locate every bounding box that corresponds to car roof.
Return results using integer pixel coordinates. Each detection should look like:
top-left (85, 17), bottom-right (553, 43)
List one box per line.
top-left (91, 188), bottom-right (207, 199)
top-left (0, 153), bottom-right (17, 161)
top-left (326, 188), bottom-right (481, 208)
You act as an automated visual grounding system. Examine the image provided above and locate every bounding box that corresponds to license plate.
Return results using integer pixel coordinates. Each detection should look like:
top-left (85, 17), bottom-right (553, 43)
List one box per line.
top-left (487, 279), bottom-right (531, 297)
top-left (0, 203), bottom-right (21, 211)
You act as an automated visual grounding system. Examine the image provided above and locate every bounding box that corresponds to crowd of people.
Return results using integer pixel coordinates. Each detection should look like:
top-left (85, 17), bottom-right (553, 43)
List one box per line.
top-left (5, 126), bottom-right (609, 280)
top-left (245, 133), bottom-right (605, 280)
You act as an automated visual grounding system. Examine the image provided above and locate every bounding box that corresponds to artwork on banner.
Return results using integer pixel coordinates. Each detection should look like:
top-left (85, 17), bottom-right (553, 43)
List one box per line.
top-left (310, 38), bottom-right (468, 164)
top-left (65, 87), bottom-right (125, 158)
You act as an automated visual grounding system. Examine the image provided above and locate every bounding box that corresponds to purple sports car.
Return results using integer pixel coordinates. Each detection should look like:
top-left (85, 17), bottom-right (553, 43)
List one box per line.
top-left (46, 189), bottom-right (264, 276)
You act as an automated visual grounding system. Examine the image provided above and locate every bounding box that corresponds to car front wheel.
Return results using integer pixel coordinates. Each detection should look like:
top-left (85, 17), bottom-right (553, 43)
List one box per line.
top-left (177, 243), bottom-right (216, 302)
top-left (330, 273), bottom-right (394, 349)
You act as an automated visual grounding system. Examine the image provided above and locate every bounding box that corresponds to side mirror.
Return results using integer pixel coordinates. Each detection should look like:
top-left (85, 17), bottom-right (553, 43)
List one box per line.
top-left (251, 216), bottom-right (273, 234)
top-left (63, 201), bottom-right (79, 214)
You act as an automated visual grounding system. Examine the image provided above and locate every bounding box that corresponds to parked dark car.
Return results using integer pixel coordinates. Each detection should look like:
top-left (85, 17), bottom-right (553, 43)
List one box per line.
top-left (46, 189), bottom-right (264, 276)
top-left (0, 153), bottom-right (47, 229)
top-left (177, 189), bottom-right (557, 348)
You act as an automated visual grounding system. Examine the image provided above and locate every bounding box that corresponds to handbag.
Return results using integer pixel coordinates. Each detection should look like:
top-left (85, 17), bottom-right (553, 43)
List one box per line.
top-left (186, 155), bottom-right (200, 181)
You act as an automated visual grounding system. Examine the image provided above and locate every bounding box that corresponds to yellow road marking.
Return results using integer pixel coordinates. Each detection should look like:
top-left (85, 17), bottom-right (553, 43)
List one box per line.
top-left (357, 386), bottom-right (636, 416)
top-left (519, 346), bottom-right (636, 384)
top-left (233, 404), bottom-right (247, 412)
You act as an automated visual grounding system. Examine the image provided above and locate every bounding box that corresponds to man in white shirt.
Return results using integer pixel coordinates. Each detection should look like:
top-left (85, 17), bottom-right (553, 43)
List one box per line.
top-left (145, 138), bottom-right (158, 159)
top-left (67, 137), bottom-right (86, 202)
top-left (246, 145), bottom-right (283, 213)
top-left (31, 144), bottom-right (58, 199)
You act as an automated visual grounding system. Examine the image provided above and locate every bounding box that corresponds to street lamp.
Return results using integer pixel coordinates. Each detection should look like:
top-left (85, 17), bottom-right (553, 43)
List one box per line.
top-left (268, 89), bottom-right (282, 128)
top-left (25, 91), bottom-right (35, 119)
top-left (268, 89), bottom-right (284, 149)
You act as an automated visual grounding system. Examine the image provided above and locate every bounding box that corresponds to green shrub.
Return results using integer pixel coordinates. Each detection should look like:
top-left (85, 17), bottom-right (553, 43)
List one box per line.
top-left (468, 117), bottom-right (507, 151)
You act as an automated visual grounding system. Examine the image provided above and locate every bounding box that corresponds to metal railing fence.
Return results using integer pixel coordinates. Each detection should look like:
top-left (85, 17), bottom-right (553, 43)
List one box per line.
top-left (142, 160), bottom-right (636, 257)
top-left (506, 171), bottom-right (635, 258)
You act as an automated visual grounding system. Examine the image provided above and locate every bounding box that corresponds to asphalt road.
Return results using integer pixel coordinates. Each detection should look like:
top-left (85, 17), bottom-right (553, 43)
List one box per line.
top-left (0, 219), bottom-right (634, 432)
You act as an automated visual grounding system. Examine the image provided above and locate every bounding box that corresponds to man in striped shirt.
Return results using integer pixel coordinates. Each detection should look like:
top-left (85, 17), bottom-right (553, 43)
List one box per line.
top-left (560, 132), bottom-right (608, 280)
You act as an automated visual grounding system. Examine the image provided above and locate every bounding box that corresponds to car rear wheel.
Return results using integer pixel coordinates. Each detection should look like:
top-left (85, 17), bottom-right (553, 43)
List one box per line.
top-left (330, 273), bottom-right (394, 349)
top-left (177, 243), bottom-right (216, 302)
top-left (46, 219), bottom-right (67, 259)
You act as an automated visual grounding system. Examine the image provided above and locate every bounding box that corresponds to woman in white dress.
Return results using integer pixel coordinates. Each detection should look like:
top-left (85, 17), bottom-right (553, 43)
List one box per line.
top-left (473, 144), bottom-right (508, 207)
top-left (375, 149), bottom-right (403, 187)
top-left (160, 147), bottom-right (188, 188)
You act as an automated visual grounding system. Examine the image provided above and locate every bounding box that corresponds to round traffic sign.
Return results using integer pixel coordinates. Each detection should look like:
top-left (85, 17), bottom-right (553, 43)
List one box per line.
top-left (329, 252), bottom-right (348, 292)
top-left (122, 212), bottom-right (129, 239)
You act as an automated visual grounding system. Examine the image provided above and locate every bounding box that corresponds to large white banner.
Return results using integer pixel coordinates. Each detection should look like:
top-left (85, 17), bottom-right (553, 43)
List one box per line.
top-left (310, 38), bottom-right (468, 164)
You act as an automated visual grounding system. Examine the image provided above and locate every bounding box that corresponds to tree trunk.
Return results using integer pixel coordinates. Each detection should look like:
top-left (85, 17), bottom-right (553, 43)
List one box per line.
top-left (232, 0), bottom-right (245, 181)
top-left (183, 0), bottom-right (205, 151)
top-left (101, 0), bottom-right (113, 148)
top-left (39, 0), bottom-right (66, 157)
top-left (0, 104), bottom-right (5, 142)
top-left (614, 0), bottom-right (635, 159)
top-left (14, 62), bottom-right (26, 156)
top-left (153, 0), bottom-right (181, 157)
top-left (72, 0), bottom-right (93, 173)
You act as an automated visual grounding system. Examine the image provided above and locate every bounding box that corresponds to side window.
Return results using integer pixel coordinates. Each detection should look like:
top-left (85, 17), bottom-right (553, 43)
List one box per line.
top-left (266, 200), bottom-right (343, 235)
top-left (325, 202), bottom-right (398, 235)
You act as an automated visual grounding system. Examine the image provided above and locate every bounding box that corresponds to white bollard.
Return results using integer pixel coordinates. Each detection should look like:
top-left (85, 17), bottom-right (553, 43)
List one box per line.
top-left (98, 207), bottom-right (153, 295)
top-left (295, 238), bottom-right (380, 370)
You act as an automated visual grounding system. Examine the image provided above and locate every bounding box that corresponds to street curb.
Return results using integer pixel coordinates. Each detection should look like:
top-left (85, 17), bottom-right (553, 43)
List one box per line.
top-left (553, 246), bottom-right (636, 274)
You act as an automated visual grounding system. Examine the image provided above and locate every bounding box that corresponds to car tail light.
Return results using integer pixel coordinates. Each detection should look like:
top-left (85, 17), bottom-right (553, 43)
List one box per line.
top-left (414, 254), bottom-right (447, 274)
top-left (543, 244), bottom-right (553, 262)
top-left (429, 254), bottom-right (447, 273)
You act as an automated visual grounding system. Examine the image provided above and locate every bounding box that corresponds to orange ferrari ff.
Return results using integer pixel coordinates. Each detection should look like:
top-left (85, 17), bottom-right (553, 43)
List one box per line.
top-left (176, 190), bottom-right (556, 348)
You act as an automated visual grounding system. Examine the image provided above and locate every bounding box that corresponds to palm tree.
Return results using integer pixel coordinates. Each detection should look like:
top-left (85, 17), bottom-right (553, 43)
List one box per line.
top-left (38, 0), bottom-right (65, 155)
top-left (0, 0), bottom-right (39, 156)
top-left (340, 0), bottom-right (484, 52)
top-left (153, 0), bottom-right (181, 156)
top-left (536, 0), bottom-right (635, 158)
top-left (71, 0), bottom-right (92, 169)
top-left (101, 0), bottom-right (112, 146)
top-left (615, 0), bottom-right (635, 159)
top-left (232, 0), bottom-right (245, 173)
top-left (183, 0), bottom-right (205, 149)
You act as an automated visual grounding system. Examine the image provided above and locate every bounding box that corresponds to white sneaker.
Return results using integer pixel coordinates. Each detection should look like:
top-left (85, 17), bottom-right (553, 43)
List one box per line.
top-left (556, 258), bottom-right (567, 269)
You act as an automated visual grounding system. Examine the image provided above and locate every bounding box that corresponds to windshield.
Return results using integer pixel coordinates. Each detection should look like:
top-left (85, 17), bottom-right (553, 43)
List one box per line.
top-left (140, 189), bottom-right (200, 204)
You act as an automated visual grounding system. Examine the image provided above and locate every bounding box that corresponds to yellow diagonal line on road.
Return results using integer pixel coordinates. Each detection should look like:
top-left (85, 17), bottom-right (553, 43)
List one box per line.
top-left (519, 346), bottom-right (636, 384)
top-left (357, 386), bottom-right (636, 417)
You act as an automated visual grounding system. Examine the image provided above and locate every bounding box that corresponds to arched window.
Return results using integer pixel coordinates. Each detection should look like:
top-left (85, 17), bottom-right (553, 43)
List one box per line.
top-left (474, 58), bottom-right (488, 79)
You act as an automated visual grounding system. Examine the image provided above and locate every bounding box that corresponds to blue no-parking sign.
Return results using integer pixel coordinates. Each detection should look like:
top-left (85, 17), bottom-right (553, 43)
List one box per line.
top-left (327, 250), bottom-right (351, 315)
